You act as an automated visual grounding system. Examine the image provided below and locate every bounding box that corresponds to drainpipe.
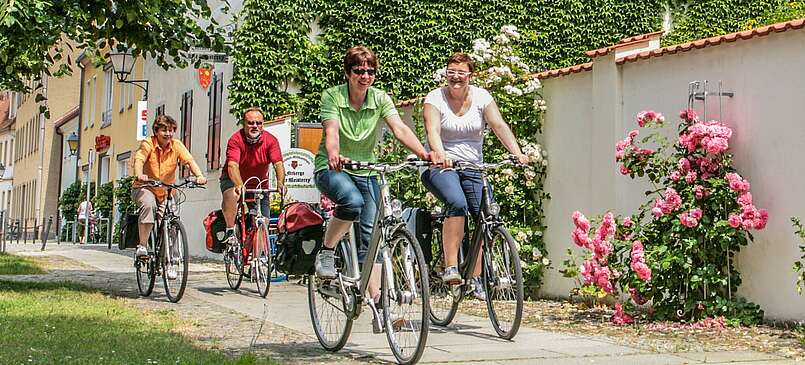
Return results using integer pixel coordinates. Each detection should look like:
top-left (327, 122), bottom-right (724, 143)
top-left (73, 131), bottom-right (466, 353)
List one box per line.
top-left (35, 72), bottom-right (48, 226)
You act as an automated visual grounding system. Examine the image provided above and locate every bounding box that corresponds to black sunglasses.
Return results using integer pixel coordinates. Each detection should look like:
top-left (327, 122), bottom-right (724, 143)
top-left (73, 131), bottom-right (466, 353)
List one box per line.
top-left (351, 68), bottom-right (376, 76)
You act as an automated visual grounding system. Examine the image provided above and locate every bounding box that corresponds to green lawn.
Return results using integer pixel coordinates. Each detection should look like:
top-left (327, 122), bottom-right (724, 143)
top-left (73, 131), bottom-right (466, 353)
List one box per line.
top-left (0, 280), bottom-right (278, 364)
top-left (0, 252), bottom-right (46, 275)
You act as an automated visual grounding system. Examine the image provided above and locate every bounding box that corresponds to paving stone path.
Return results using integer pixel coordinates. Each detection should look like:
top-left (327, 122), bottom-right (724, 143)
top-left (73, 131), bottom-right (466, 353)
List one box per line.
top-left (3, 243), bottom-right (798, 365)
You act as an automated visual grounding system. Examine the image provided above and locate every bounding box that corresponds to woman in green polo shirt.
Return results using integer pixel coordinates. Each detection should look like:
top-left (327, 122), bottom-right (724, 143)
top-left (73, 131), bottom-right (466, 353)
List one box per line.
top-left (313, 46), bottom-right (428, 310)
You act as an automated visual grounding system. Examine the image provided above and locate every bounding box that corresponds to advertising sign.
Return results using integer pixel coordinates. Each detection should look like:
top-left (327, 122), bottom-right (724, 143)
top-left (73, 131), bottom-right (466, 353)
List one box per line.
top-left (281, 148), bottom-right (318, 203)
top-left (136, 101), bottom-right (148, 141)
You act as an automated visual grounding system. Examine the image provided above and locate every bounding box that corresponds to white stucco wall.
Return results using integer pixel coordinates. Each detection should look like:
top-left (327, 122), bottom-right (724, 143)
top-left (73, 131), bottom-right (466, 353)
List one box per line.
top-left (539, 27), bottom-right (805, 320)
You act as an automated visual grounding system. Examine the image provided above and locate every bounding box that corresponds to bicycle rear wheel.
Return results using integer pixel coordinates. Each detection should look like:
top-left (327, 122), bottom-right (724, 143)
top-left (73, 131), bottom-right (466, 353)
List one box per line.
top-left (224, 226), bottom-right (244, 290)
top-left (254, 222), bottom-right (272, 298)
top-left (135, 233), bottom-right (156, 297)
top-left (382, 226), bottom-right (430, 365)
top-left (483, 226), bottom-right (523, 340)
top-left (163, 220), bottom-right (190, 303)
top-left (308, 242), bottom-right (353, 352)
top-left (427, 224), bottom-right (459, 326)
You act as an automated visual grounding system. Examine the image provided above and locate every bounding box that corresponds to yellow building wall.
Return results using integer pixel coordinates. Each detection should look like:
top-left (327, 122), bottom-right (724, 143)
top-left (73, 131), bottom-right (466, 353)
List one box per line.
top-left (78, 54), bottom-right (144, 189)
top-left (11, 41), bottom-right (82, 224)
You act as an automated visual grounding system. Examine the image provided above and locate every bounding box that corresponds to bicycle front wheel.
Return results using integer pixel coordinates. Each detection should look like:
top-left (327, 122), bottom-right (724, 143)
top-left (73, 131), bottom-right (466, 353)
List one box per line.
top-left (427, 224), bottom-right (459, 326)
top-left (483, 226), bottom-right (523, 340)
top-left (308, 242), bottom-right (353, 352)
top-left (224, 228), bottom-right (244, 290)
top-left (254, 222), bottom-right (272, 298)
top-left (163, 220), bottom-right (190, 303)
top-left (382, 227), bottom-right (430, 365)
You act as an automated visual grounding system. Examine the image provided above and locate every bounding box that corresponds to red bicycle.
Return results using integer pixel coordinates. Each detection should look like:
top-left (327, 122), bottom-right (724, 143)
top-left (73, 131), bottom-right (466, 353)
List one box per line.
top-left (223, 177), bottom-right (277, 298)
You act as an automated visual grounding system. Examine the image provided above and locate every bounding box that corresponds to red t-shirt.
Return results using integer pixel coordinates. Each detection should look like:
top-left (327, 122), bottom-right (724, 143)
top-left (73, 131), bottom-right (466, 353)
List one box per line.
top-left (223, 130), bottom-right (283, 187)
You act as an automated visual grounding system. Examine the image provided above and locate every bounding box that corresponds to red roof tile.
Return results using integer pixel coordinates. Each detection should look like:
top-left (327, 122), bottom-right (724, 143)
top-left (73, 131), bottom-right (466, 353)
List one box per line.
top-left (586, 30), bottom-right (664, 58)
top-left (533, 62), bottom-right (594, 80)
top-left (617, 18), bottom-right (805, 65)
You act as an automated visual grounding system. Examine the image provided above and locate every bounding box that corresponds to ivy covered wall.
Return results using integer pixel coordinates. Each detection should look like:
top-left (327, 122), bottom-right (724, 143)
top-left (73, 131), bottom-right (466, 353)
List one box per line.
top-left (229, 0), bottom-right (664, 121)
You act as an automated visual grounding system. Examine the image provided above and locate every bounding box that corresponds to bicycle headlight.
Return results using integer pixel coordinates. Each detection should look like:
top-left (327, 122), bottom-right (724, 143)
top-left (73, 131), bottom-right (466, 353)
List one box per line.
top-left (488, 202), bottom-right (501, 216)
top-left (391, 199), bottom-right (403, 218)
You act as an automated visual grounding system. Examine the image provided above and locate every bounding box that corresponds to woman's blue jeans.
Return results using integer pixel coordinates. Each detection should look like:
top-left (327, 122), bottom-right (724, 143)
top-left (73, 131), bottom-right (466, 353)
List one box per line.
top-left (315, 170), bottom-right (380, 264)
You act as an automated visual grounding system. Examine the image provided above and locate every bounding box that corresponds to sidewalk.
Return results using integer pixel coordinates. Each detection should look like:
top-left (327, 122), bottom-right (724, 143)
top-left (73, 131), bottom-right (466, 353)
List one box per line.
top-left (3, 242), bottom-right (797, 364)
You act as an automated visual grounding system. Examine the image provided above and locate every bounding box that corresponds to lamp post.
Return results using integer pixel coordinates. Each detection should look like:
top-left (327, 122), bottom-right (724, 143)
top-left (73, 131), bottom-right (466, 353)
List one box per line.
top-left (83, 148), bottom-right (94, 245)
top-left (66, 132), bottom-right (79, 156)
top-left (108, 49), bottom-right (149, 100)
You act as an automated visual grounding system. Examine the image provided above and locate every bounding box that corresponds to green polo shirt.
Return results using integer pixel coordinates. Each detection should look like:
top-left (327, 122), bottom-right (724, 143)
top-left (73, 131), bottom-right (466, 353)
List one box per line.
top-left (314, 84), bottom-right (398, 176)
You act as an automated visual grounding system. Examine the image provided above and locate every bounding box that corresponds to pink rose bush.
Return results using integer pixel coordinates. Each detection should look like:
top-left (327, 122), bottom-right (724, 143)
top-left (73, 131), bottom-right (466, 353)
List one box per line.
top-left (564, 107), bottom-right (767, 325)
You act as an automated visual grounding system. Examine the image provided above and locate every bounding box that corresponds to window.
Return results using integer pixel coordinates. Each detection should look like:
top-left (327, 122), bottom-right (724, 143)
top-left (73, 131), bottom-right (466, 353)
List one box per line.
top-left (117, 151), bottom-right (131, 179)
top-left (99, 155), bottom-right (110, 184)
top-left (180, 90), bottom-right (193, 177)
top-left (8, 92), bottom-right (17, 120)
top-left (206, 72), bottom-right (223, 171)
top-left (119, 80), bottom-right (126, 113)
top-left (155, 104), bottom-right (166, 117)
top-left (102, 65), bottom-right (113, 127)
top-left (89, 76), bottom-right (97, 127)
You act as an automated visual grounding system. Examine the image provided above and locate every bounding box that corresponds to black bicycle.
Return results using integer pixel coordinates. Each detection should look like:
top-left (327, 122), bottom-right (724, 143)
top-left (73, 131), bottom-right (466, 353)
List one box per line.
top-left (427, 157), bottom-right (524, 340)
top-left (135, 178), bottom-right (203, 303)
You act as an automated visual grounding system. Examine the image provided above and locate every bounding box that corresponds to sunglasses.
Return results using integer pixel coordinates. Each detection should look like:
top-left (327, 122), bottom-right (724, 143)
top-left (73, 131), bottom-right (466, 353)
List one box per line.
top-left (351, 68), bottom-right (377, 76)
top-left (245, 120), bottom-right (264, 127)
top-left (446, 69), bottom-right (472, 77)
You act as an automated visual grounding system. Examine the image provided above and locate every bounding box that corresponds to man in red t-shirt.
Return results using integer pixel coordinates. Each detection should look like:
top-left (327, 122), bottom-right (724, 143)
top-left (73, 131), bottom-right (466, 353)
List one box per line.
top-left (220, 107), bottom-right (285, 242)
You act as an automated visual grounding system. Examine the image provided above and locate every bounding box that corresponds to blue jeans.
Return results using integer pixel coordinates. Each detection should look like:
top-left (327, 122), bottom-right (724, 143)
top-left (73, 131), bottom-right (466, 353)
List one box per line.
top-left (315, 170), bottom-right (380, 264)
top-left (421, 168), bottom-right (493, 218)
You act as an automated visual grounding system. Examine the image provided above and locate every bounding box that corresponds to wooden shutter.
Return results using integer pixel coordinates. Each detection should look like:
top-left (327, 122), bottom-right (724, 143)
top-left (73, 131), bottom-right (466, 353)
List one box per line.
top-left (206, 73), bottom-right (223, 170)
top-left (180, 90), bottom-right (193, 177)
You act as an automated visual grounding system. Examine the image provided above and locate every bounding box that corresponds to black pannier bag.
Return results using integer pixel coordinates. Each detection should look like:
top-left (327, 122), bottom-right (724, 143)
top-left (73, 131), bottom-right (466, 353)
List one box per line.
top-left (119, 214), bottom-right (140, 250)
top-left (275, 202), bottom-right (324, 275)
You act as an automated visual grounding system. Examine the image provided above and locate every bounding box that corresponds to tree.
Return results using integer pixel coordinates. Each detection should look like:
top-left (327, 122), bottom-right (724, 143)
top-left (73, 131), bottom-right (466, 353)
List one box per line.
top-left (0, 0), bottom-right (230, 93)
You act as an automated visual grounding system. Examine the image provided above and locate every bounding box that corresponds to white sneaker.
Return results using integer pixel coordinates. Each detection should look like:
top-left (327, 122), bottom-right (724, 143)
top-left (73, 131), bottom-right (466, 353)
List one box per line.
top-left (166, 265), bottom-right (178, 280)
top-left (135, 245), bottom-right (149, 258)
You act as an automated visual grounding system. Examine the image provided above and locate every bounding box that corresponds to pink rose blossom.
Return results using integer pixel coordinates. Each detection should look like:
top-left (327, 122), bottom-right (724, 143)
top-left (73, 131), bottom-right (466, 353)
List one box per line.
top-left (737, 192), bottom-right (752, 207)
top-left (572, 228), bottom-right (591, 248)
top-left (754, 209), bottom-right (769, 229)
top-left (728, 214), bottom-right (742, 228)
top-left (628, 129), bottom-right (639, 139)
top-left (689, 208), bottom-right (703, 220)
top-left (685, 171), bottom-right (698, 184)
top-left (619, 164), bottom-right (631, 175)
top-left (670, 171), bottom-right (681, 181)
top-left (694, 185), bottom-right (706, 200)
top-left (623, 216), bottom-right (632, 227)
top-left (632, 261), bottom-right (652, 281)
top-left (572, 211), bottom-right (591, 232)
top-left (679, 211), bottom-right (699, 228)
top-left (679, 108), bottom-right (698, 123)
top-left (612, 303), bottom-right (634, 325)
top-left (594, 266), bottom-right (614, 293)
top-left (580, 260), bottom-right (595, 285)
top-left (678, 158), bottom-right (691, 172)
top-left (592, 238), bottom-right (613, 263)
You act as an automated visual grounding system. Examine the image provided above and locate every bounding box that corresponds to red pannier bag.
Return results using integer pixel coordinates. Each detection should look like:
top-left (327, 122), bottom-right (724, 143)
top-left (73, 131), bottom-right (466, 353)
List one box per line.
top-left (203, 210), bottom-right (227, 253)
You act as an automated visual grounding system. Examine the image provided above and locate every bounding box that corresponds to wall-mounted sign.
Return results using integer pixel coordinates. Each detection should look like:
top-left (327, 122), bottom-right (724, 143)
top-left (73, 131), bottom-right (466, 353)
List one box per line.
top-left (281, 148), bottom-right (318, 203)
top-left (95, 135), bottom-right (111, 151)
top-left (136, 100), bottom-right (148, 141)
top-left (198, 65), bottom-right (213, 90)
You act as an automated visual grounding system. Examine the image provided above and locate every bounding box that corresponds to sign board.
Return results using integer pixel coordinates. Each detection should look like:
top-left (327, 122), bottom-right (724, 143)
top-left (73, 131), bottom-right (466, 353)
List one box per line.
top-left (94, 135), bottom-right (111, 151)
top-left (136, 101), bottom-right (148, 141)
top-left (264, 116), bottom-right (292, 153)
top-left (281, 148), bottom-right (318, 203)
top-left (295, 122), bottom-right (323, 154)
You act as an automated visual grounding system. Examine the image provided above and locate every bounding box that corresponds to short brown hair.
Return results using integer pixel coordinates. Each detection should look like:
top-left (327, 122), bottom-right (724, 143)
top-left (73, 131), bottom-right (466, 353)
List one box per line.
top-left (343, 46), bottom-right (378, 75)
top-left (242, 106), bottom-right (265, 121)
top-left (447, 52), bottom-right (475, 73)
top-left (152, 115), bottom-right (177, 134)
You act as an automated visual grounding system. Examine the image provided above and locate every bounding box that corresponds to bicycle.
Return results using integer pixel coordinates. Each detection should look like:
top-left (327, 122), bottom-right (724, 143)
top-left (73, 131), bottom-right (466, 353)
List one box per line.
top-left (135, 178), bottom-right (203, 303)
top-left (426, 157), bottom-right (525, 340)
top-left (308, 159), bottom-right (431, 365)
top-left (223, 177), bottom-right (277, 298)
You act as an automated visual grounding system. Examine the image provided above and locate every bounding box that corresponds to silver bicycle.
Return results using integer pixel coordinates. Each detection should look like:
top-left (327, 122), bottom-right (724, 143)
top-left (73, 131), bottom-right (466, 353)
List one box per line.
top-left (308, 159), bottom-right (431, 365)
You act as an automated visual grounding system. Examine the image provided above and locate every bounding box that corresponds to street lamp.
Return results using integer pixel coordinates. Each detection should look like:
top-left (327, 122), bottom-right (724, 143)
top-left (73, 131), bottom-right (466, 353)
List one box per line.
top-left (108, 49), bottom-right (149, 100)
top-left (66, 132), bottom-right (79, 156)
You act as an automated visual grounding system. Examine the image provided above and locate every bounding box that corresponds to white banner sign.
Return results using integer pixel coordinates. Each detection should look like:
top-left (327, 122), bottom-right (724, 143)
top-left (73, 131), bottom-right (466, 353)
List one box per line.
top-left (282, 148), bottom-right (318, 203)
top-left (136, 100), bottom-right (148, 141)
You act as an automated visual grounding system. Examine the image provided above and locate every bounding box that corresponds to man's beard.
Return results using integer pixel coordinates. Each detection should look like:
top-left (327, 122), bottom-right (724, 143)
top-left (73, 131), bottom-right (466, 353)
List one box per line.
top-left (245, 130), bottom-right (261, 145)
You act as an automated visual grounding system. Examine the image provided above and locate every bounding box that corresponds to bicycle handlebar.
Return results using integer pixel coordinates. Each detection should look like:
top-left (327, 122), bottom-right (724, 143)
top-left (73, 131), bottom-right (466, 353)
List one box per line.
top-left (143, 179), bottom-right (205, 189)
top-left (342, 158), bottom-right (431, 172)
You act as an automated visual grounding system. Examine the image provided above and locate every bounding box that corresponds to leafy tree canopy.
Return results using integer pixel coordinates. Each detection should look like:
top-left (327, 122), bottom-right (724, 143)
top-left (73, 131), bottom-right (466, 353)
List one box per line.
top-left (0, 0), bottom-right (230, 92)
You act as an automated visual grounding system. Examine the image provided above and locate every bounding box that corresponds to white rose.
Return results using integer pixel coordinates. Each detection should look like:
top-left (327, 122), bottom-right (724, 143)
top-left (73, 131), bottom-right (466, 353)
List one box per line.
top-left (504, 185), bottom-right (515, 194)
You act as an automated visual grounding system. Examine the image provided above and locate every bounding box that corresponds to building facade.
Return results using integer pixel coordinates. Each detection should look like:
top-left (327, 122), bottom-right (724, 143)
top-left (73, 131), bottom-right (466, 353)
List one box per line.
top-left (0, 92), bottom-right (15, 217)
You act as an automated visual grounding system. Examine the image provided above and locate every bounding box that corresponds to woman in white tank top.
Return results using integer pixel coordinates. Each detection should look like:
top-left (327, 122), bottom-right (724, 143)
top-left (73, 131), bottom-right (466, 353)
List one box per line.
top-left (421, 52), bottom-right (529, 299)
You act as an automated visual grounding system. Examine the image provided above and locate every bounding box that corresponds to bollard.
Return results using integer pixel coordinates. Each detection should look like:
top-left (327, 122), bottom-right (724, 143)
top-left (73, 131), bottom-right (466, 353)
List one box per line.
top-left (23, 219), bottom-right (27, 244)
top-left (41, 216), bottom-right (53, 251)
